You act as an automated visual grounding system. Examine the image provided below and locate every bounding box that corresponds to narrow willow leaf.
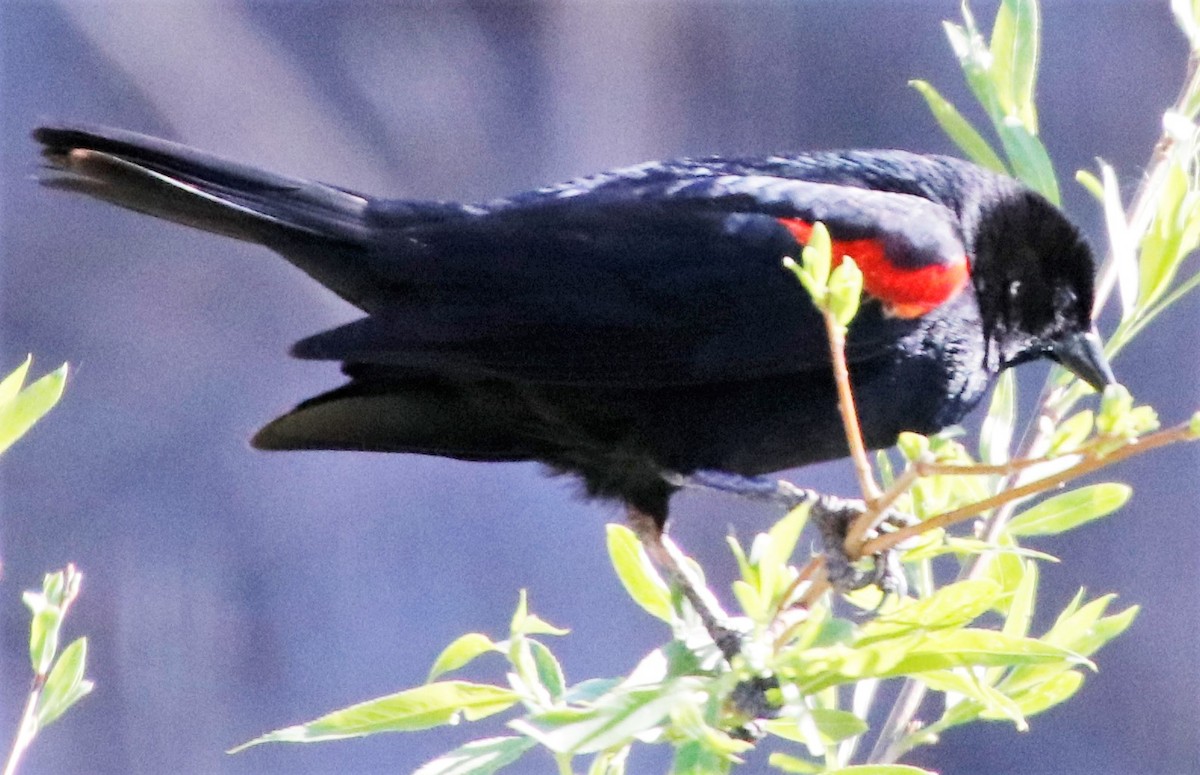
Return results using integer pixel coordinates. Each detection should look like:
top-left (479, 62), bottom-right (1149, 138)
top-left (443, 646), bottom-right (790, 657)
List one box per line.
top-left (1008, 669), bottom-right (1085, 717)
top-left (944, 15), bottom-right (1004, 125)
top-left (895, 629), bottom-right (1082, 673)
top-left (511, 679), bottom-right (699, 754)
top-left (670, 740), bottom-right (734, 775)
top-left (606, 524), bottom-right (673, 622)
top-left (230, 681), bottom-right (520, 751)
top-left (1007, 484), bottom-right (1132, 537)
top-left (1065, 603), bottom-right (1139, 658)
top-left (414, 736), bottom-right (537, 775)
top-left (997, 119), bottom-right (1060, 204)
top-left (827, 257), bottom-right (864, 328)
top-left (428, 633), bottom-right (499, 683)
top-left (910, 81), bottom-right (1008, 172)
top-left (858, 579), bottom-right (1002, 644)
top-left (29, 606), bottom-right (62, 677)
top-left (979, 533), bottom-right (1028, 614)
top-left (529, 640), bottom-right (566, 700)
top-left (1047, 410), bottom-right (1094, 456)
top-left (1099, 161), bottom-right (1138, 320)
top-left (809, 708), bottom-right (869, 744)
top-left (823, 765), bottom-right (938, 775)
top-left (768, 752), bottom-right (822, 773)
top-left (990, 0), bottom-right (1040, 131)
top-left (1003, 602), bottom-right (1136, 696)
top-left (1076, 169), bottom-right (1104, 201)
top-left (36, 637), bottom-right (93, 728)
top-left (918, 670), bottom-right (1026, 729)
top-left (1002, 560), bottom-right (1038, 640)
top-left (801, 222), bottom-right (833, 291)
top-left (756, 503), bottom-right (811, 607)
top-left (980, 370), bottom-right (1016, 465)
top-left (0, 355), bottom-right (31, 407)
top-left (0, 363), bottom-right (68, 455)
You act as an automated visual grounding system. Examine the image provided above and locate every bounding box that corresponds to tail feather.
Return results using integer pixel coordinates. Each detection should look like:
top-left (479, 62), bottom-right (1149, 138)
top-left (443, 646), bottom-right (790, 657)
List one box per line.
top-left (251, 376), bottom-right (534, 462)
top-left (33, 123), bottom-right (469, 311)
top-left (35, 124), bottom-right (372, 243)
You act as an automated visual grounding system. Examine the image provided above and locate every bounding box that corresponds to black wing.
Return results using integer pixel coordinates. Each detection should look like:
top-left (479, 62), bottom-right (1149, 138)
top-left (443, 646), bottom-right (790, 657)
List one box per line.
top-left (296, 172), bottom-right (970, 386)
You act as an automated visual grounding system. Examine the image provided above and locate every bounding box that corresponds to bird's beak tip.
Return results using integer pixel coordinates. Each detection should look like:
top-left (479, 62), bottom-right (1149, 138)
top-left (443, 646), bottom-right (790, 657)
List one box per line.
top-left (1054, 329), bottom-right (1116, 392)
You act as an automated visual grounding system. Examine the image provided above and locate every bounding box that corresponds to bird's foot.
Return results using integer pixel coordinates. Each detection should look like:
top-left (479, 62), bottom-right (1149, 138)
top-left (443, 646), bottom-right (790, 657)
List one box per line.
top-left (672, 470), bottom-right (915, 601)
top-left (810, 495), bottom-right (915, 602)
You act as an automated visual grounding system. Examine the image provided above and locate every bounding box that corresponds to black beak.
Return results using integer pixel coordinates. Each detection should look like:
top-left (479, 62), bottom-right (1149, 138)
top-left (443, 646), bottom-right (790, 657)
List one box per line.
top-left (1051, 328), bottom-right (1116, 391)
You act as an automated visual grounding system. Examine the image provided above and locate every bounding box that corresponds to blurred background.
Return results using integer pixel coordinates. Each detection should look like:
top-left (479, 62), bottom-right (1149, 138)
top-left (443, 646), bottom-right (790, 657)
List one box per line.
top-left (2, 1), bottom-right (1197, 773)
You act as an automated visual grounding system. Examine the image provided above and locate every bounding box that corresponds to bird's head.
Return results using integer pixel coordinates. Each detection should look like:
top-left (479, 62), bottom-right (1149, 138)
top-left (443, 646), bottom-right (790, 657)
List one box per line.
top-left (969, 188), bottom-right (1115, 391)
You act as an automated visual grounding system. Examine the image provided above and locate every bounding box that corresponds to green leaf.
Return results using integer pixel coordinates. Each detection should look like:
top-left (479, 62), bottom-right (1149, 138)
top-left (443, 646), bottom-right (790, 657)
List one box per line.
top-left (606, 524), bottom-right (673, 622)
top-left (990, 0), bottom-right (1040, 131)
top-left (1098, 160), bottom-right (1138, 319)
top-left (529, 639), bottom-right (566, 701)
top-left (0, 355), bottom-right (32, 406)
top-left (827, 257), bottom-right (864, 328)
top-left (29, 606), bottom-right (62, 677)
top-left (980, 370), bottom-right (1017, 465)
top-left (230, 681), bottom-right (520, 751)
top-left (1007, 484), bottom-right (1132, 537)
top-left (428, 633), bottom-right (499, 683)
top-left (978, 533), bottom-right (1028, 612)
top-left (944, 16), bottom-right (1004, 125)
top-left (823, 766), bottom-right (938, 775)
top-left (767, 752), bottom-right (822, 773)
top-left (1047, 410), bottom-right (1094, 456)
top-left (1076, 169), bottom-right (1104, 201)
top-left (909, 80), bottom-right (1007, 173)
top-left (671, 740), bottom-right (734, 775)
top-left (899, 629), bottom-right (1081, 672)
top-left (511, 679), bottom-right (699, 754)
top-left (808, 708), bottom-right (869, 744)
top-left (35, 637), bottom-right (93, 728)
top-left (1008, 669), bottom-right (1085, 716)
top-left (918, 669), bottom-right (1026, 729)
top-left (858, 579), bottom-right (1002, 644)
top-left (755, 503), bottom-right (811, 606)
top-left (896, 432), bottom-right (930, 463)
top-left (802, 222), bottom-right (833, 290)
top-left (0, 361), bottom-right (68, 455)
top-left (509, 591), bottom-right (569, 638)
top-left (996, 118), bottom-right (1060, 204)
top-left (1002, 560), bottom-right (1038, 640)
top-left (1097, 384), bottom-right (1134, 434)
top-left (764, 708), bottom-right (867, 748)
top-left (414, 736), bottom-right (537, 775)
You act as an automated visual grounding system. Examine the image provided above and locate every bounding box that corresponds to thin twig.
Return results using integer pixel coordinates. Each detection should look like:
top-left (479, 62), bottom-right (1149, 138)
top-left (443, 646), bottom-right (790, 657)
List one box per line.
top-left (860, 421), bottom-right (1196, 557)
top-left (824, 310), bottom-right (881, 504)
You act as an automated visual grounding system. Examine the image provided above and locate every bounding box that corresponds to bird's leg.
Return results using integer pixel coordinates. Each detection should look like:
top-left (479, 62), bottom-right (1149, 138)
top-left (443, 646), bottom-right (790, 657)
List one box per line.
top-left (627, 507), bottom-right (781, 724)
top-left (667, 469), bottom-right (821, 511)
top-left (670, 470), bottom-right (914, 598)
top-left (625, 507), bottom-right (742, 662)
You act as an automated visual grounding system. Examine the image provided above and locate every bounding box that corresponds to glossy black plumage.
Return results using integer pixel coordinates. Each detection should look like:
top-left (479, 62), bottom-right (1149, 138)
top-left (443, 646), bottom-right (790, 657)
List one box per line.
top-left (34, 124), bottom-right (1109, 523)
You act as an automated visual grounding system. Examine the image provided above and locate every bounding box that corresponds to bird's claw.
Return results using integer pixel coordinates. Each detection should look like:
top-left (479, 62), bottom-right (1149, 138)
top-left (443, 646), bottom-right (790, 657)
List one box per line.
top-left (812, 496), bottom-right (915, 605)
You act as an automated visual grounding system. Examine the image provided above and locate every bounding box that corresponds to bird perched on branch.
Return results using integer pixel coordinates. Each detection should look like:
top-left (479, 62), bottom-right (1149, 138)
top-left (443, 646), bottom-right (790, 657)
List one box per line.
top-left (34, 124), bottom-right (1114, 654)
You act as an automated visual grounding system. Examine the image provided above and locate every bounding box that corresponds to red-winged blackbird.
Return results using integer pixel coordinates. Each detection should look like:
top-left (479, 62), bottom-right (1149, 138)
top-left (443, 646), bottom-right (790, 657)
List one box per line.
top-left (33, 124), bottom-right (1113, 541)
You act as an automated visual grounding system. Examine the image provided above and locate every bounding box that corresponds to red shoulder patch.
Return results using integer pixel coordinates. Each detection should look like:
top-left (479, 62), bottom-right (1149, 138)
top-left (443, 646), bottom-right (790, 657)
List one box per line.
top-left (778, 218), bottom-right (969, 319)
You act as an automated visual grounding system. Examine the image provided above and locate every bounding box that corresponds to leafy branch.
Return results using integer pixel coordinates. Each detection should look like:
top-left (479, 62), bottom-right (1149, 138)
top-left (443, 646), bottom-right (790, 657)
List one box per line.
top-left (1, 357), bottom-right (92, 775)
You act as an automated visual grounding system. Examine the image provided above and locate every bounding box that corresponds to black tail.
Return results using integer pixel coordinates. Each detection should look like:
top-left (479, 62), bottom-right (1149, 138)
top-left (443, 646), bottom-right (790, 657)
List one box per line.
top-left (33, 123), bottom-right (468, 311)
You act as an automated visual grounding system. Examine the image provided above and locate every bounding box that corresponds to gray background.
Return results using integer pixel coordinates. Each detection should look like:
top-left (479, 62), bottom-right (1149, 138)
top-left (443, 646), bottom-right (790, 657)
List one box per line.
top-left (2, 1), bottom-right (1198, 773)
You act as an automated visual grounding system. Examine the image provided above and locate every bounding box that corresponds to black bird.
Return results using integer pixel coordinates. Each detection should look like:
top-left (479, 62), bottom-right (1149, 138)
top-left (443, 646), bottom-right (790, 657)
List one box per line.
top-left (33, 124), bottom-right (1114, 632)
